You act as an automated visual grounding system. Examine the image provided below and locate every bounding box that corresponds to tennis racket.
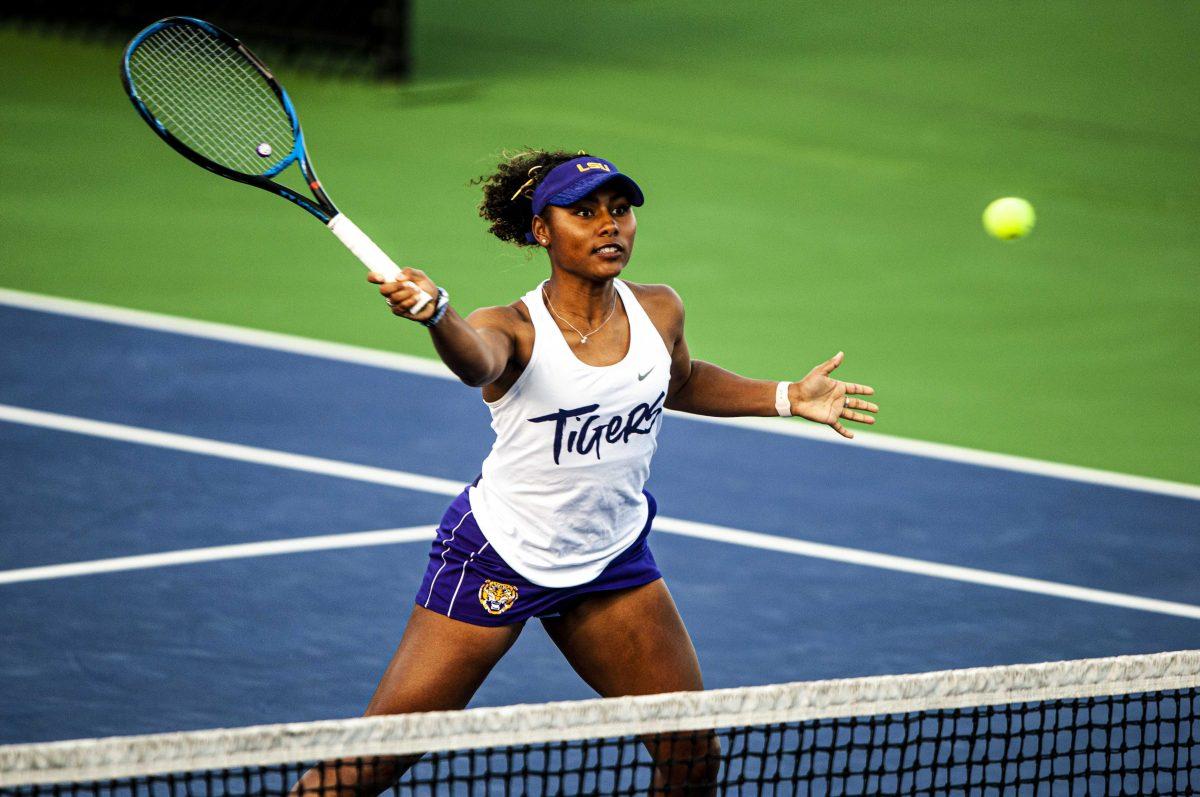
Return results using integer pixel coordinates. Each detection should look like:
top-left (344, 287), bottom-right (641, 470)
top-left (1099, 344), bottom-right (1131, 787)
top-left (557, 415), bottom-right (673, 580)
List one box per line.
top-left (120, 16), bottom-right (432, 314)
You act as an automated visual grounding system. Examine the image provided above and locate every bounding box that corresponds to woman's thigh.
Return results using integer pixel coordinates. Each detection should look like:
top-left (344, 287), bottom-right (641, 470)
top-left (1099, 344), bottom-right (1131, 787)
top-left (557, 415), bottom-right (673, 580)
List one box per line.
top-left (541, 579), bottom-right (703, 698)
top-left (542, 580), bottom-right (718, 794)
top-left (366, 604), bottom-right (524, 715)
top-left (292, 606), bottom-right (522, 797)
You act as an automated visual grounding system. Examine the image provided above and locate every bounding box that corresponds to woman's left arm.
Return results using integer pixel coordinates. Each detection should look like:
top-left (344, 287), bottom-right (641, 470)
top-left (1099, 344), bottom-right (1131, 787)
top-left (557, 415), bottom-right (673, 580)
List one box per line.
top-left (651, 286), bottom-right (878, 439)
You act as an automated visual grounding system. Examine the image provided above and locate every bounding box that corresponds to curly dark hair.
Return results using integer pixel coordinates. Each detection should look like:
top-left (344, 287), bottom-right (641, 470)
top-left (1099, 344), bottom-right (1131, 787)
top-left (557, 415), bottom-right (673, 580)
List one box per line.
top-left (475, 149), bottom-right (589, 247)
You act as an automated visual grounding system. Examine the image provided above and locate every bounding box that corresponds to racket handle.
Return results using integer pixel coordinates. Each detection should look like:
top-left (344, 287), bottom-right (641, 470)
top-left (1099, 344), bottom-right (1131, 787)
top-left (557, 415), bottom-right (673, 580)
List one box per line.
top-left (327, 213), bottom-right (433, 315)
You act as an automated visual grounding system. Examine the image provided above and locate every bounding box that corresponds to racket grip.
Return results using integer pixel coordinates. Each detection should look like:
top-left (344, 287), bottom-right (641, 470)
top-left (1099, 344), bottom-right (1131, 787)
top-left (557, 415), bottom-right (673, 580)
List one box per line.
top-left (328, 213), bottom-right (433, 315)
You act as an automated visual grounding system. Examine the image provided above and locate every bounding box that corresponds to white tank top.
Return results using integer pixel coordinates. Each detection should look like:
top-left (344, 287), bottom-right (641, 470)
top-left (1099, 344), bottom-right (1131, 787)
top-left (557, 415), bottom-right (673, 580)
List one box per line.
top-left (468, 279), bottom-right (673, 587)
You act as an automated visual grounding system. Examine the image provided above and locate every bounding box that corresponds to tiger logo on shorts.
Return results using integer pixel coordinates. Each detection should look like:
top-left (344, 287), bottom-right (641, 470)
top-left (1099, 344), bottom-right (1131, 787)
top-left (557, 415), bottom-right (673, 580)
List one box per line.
top-left (478, 580), bottom-right (519, 615)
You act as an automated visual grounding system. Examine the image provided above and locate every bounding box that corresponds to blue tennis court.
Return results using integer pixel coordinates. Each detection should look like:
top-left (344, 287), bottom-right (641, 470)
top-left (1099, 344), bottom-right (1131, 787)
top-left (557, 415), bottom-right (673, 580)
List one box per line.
top-left (2, 294), bottom-right (1197, 746)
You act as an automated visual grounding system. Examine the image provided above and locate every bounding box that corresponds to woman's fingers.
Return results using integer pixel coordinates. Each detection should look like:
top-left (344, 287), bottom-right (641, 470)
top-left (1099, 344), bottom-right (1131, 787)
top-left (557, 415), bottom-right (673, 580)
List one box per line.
top-left (837, 395), bottom-right (877, 426)
top-left (369, 268), bottom-right (411, 285)
top-left (798, 357), bottom-right (875, 439)
top-left (840, 409), bottom-right (876, 424)
top-left (815, 351), bottom-right (845, 376)
top-left (377, 270), bottom-right (423, 300)
top-left (844, 398), bottom-right (879, 413)
top-left (382, 283), bottom-right (412, 300)
top-left (841, 382), bottom-right (875, 396)
top-left (368, 268), bottom-right (437, 321)
top-left (387, 287), bottom-right (425, 310)
top-left (373, 266), bottom-right (419, 288)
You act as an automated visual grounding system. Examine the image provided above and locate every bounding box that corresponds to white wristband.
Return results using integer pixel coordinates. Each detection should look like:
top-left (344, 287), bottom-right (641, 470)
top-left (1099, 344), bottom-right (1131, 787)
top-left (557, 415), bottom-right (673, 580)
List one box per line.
top-left (775, 381), bottom-right (792, 417)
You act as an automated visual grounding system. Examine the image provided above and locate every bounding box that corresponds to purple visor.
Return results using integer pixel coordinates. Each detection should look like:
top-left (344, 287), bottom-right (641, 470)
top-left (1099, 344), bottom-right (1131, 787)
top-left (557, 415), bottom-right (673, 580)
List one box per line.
top-left (525, 156), bottom-right (644, 243)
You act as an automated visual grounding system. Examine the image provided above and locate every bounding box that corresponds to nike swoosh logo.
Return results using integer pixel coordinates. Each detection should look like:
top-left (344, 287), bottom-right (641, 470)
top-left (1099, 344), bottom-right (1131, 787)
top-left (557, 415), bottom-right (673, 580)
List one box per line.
top-left (637, 366), bottom-right (655, 381)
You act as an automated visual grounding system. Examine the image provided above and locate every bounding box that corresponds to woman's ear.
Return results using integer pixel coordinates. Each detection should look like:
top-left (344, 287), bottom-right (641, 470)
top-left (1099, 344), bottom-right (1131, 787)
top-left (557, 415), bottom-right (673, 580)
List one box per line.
top-left (531, 215), bottom-right (549, 247)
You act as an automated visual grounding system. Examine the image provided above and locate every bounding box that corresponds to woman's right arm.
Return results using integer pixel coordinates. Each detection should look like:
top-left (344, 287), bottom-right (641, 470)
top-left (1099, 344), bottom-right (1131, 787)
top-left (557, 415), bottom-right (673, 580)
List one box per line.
top-left (370, 269), bottom-right (515, 388)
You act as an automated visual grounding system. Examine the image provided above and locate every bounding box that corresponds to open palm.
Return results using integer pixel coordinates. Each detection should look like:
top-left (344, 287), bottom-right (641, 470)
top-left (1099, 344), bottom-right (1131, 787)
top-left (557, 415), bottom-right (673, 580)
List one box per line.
top-left (789, 352), bottom-right (877, 439)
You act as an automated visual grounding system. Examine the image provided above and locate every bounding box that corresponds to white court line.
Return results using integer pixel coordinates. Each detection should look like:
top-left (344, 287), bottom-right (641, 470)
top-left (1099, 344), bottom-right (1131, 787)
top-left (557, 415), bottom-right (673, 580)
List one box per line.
top-left (2, 287), bottom-right (1196, 501)
top-left (679, 414), bottom-right (1200, 501)
top-left (0, 288), bottom-right (449, 378)
top-left (2, 403), bottom-right (1198, 620)
top-left (0, 404), bottom-right (463, 497)
top-left (0, 527), bottom-right (433, 585)
top-left (654, 517), bottom-right (1200, 621)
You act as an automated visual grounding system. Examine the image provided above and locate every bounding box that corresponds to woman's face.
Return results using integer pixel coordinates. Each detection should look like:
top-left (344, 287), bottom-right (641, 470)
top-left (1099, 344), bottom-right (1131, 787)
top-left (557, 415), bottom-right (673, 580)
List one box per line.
top-left (536, 185), bottom-right (637, 281)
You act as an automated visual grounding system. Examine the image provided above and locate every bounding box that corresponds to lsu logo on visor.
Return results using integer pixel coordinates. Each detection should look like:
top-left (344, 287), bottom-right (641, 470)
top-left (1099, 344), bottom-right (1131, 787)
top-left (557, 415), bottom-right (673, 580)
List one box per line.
top-left (478, 580), bottom-right (519, 615)
top-left (576, 161), bottom-right (612, 173)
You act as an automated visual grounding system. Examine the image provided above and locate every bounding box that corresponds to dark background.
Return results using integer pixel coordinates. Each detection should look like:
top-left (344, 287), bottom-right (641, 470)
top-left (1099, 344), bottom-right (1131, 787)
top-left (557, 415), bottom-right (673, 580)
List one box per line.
top-left (1, 1), bottom-right (412, 77)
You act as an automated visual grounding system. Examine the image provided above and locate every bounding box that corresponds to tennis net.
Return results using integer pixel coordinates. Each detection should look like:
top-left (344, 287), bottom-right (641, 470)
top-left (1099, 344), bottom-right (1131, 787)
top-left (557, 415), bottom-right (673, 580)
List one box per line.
top-left (1, 649), bottom-right (1196, 796)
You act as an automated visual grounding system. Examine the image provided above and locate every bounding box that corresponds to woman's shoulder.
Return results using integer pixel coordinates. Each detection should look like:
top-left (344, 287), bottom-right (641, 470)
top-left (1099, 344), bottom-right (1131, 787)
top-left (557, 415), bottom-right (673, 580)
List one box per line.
top-left (623, 281), bottom-right (685, 344)
top-left (623, 280), bottom-right (684, 317)
top-left (466, 297), bottom-right (534, 338)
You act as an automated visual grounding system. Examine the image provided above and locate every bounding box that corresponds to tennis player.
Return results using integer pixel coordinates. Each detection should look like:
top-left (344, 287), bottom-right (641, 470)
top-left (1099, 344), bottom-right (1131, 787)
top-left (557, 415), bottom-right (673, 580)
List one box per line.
top-left (299, 151), bottom-right (877, 795)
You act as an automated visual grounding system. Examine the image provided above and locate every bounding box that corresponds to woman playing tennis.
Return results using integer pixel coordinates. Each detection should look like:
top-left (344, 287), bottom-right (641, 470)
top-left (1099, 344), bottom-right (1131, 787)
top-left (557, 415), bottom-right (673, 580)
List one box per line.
top-left (299, 150), bottom-right (877, 795)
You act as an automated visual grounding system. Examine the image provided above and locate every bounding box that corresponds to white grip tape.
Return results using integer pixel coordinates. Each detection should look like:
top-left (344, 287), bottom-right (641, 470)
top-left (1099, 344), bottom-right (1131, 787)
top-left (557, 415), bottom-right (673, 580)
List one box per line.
top-left (327, 213), bottom-right (433, 315)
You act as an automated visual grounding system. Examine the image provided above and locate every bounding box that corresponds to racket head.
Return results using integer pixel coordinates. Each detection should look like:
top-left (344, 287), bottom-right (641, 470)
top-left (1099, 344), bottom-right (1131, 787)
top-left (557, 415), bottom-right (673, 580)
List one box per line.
top-left (121, 17), bottom-right (334, 220)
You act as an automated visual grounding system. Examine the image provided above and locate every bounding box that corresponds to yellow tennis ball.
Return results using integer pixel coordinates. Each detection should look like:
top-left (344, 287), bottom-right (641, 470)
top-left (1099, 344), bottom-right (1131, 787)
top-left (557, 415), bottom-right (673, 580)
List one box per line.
top-left (982, 197), bottom-right (1035, 240)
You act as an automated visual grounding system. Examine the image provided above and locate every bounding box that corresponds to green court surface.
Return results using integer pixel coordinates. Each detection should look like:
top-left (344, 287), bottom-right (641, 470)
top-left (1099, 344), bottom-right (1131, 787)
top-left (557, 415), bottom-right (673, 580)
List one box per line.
top-left (1, 2), bottom-right (1197, 483)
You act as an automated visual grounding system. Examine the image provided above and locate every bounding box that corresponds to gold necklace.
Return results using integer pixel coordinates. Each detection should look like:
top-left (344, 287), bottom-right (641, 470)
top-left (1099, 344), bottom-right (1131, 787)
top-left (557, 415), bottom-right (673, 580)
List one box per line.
top-left (542, 287), bottom-right (618, 344)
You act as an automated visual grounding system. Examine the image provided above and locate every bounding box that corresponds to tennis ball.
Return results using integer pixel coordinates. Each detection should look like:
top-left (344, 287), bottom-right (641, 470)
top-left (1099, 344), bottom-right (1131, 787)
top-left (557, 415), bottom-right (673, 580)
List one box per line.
top-left (982, 197), bottom-right (1035, 240)
top-left (256, 142), bottom-right (273, 158)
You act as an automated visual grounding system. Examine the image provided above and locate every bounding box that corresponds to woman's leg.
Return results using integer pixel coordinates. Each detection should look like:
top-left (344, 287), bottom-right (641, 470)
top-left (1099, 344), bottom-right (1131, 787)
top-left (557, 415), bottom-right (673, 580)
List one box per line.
top-left (293, 605), bottom-right (523, 797)
top-left (541, 579), bottom-right (720, 795)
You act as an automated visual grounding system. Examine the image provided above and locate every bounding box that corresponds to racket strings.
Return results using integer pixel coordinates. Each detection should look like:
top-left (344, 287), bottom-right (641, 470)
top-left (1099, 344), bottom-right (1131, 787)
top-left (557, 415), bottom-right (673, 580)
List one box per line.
top-left (129, 23), bottom-right (295, 176)
top-left (137, 26), bottom-right (292, 169)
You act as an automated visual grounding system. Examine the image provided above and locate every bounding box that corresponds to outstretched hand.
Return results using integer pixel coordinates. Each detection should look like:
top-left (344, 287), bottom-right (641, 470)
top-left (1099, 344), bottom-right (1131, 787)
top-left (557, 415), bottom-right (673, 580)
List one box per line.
top-left (788, 352), bottom-right (877, 439)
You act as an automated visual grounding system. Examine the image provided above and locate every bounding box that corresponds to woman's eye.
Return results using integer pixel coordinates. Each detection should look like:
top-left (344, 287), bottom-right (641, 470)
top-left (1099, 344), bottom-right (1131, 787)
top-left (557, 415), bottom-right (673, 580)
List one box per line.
top-left (613, 206), bottom-right (629, 216)
top-left (575, 208), bottom-right (592, 217)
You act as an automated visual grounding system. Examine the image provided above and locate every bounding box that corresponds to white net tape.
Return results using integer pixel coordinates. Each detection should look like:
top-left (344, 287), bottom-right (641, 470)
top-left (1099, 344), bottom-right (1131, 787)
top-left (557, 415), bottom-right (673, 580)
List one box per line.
top-left (1, 649), bottom-right (1197, 786)
top-left (129, 23), bottom-right (296, 176)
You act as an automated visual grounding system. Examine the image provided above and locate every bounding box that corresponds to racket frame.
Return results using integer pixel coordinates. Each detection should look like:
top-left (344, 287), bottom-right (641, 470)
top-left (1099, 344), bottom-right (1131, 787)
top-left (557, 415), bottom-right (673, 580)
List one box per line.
top-left (121, 16), bottom-right (337, 222)
top-left (118, 17), bottom-right (436, 314)
top-left (121, 17), bottom-right (432, 314)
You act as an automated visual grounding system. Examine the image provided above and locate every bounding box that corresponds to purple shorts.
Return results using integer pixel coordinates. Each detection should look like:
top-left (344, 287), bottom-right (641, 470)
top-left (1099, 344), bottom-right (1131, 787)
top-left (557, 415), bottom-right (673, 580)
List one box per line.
top-left (415, 487), bottom-right (662, 626)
